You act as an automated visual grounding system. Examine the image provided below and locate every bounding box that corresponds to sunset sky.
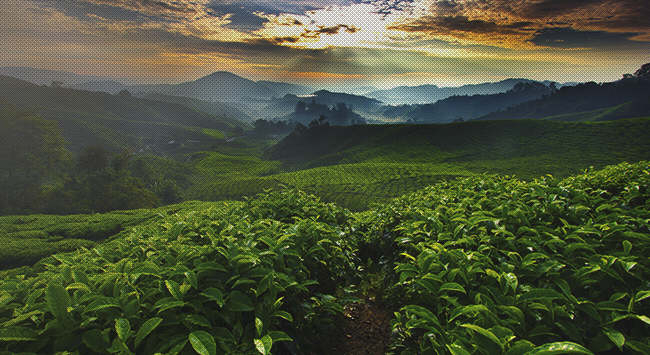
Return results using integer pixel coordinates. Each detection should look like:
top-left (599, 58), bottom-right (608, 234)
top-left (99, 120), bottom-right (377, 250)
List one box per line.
top-left (2, 0), bottom-right (649, 89)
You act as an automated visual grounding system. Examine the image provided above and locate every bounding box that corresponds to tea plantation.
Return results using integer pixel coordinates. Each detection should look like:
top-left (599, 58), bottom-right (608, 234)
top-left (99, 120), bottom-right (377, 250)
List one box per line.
top-left (0, 161), bottom-right (649, 354)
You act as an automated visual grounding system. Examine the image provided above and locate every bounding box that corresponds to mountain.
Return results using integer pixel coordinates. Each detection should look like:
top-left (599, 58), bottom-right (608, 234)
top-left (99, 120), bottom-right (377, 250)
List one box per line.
top-left (0, 75), bottom-right (249, 152)
top-left (367, 79), bottom-right (560, 105)
top-left (256, 81), bottom-right (314, 97)
top-left (142, 93), bottom-right (254, 125)
top-left (68, 80), bottom-right (130, 95)
top-left (535, 95), bottom-right (650, 122)
top-left (128, 72), bottom-right (278, 103)
top-left (0, 66), bottom-right (138, 87)
top-left (399, 82), bottom-right (554, 124)
top-left (476, 76), bottom-right (650, 121)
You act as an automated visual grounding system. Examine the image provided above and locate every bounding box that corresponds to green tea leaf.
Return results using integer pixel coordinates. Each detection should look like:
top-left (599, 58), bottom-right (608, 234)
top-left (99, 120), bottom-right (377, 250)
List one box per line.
top-left (84, 297), bottom-right (120, 313)
top-left (526, 341), bottom-right (594, 355)
top-left (166, 279), bottom-right (183, 301)
top-left (517, 289), bottom-right (565, 303)
top-left (254, 334), bottom-right (273, 355)
top-left (115, 318), bottom-right (130, 342)
top-left (83, 328), bottom-right (111, 354)
top-left (185, 314), bottom-right (211, 327)
top-left (439, 282), bottom-right (466, 294)
top-left (504, 340), bottom-right (535, 355)
top-left (450, 304), bottom-right (489, 321)
top-left (604, 329), bottom-right (625, 351)
top-left (189, 331), bottom-right (217, 355)
top-left (255, 317), bottom-right (263, 338)
top-left (269, 330), bottom-right (292, 342)
top-left (185, 271), bottom-right (198, 289)
top-left (225, 290), bottom-right (255, 312)
top-left (46, 282), bottom-right (69, 319)
top-left (200, 287), bottom-right (224, 305)
top-left (134, 317), bottom-right (162, 348)
top-left (461, 324), bottom-right (503, 352)
top-left (0, 327), bottom-right (39, 341)
top-left (272, 310), bottom-right (293, 322)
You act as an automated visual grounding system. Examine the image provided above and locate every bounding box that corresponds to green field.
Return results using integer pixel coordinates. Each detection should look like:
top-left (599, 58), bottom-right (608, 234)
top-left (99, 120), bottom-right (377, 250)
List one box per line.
top-left (0, 161), bottom-right (649, 355)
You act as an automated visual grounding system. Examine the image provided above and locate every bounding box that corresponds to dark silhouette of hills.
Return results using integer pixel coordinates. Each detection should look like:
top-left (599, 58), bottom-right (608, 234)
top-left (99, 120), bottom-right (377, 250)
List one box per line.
top-left (400, 82), bottom-right (554, 124)
top-left (0, 66), bottom-right (138, 87)
top-left (0, 75), bottom-right (249, 152)
top-left (366, 79), bottom-right (563, 105)
top-left (277, 98), bottom-right (365, 126)
top-left (476, 74), bottom-right (650, 121)
top-left (256, 81), bottom-right (314, 97)
top-left (259, 90), bottom-right (383, 121)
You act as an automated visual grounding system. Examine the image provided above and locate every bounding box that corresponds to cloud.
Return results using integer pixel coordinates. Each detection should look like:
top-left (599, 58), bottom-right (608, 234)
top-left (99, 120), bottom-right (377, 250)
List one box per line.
top-left (301, 24), bottom-right (360, 37)
top-left (530, 27), bottom-right (649, 49)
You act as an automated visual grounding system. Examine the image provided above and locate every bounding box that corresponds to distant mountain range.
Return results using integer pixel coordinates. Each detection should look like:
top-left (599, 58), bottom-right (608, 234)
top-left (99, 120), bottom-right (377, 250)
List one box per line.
top-left (366, 79), bottom-right (573, 105)
top-left (397, 82), bottom-right (555, 124)
top-left (0, 66), bottom-right (140, 87)
top-left (475, 75), bottom-right (650, 121)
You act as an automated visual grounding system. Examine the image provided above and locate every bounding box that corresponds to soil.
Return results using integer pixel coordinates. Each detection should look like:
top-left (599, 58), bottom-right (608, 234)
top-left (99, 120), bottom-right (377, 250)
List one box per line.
top-left (329, 298), bottom-right (393, 355)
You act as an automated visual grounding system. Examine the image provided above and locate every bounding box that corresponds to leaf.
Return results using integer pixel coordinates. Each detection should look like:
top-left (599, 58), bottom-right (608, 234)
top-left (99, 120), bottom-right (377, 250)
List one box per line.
top-left (525, 341), bottom-right (594, 355)
top-left (200, 287), bottom-right (224, 305)
top-left (134, 317), bottom-right (162, 348)
top-left (254, 334), bottom-right (273, 355)
top-left (255, 317), bottom-right (263, 338)
top-left (450, 304), bottom-right (489, 321)
top-left (635, 290), bottom-right (650, 303)
top-left (556, 321), bottom-right (582, 343)
top-left (185, 271), bottom-right (198, 289)
top-left (439, 282), bottom-right (466, 294)
top-left (115, 318), bottom-right (130, 342)
top-left (272, 310), bottom-right (293, 322)
top-left (65, 282), bottom-right (92, 294)
top-left (461, 324), bottom-right (503, 352)
top-left (83, 328), bottom-right (111, 354)
top-left (189, 331), bottom-right (217, 355)
top-left (166, 279), bottom-right (183, 301)
top-left (84, 297), bottom-right (121, 313)
top-left (604, 329), bottom-right (625, 351)
top-left (517, 289), bottom-right (565, 303)
top-left (225, 290), bottom-right (255, 312)
top-left (268, 330), bottom-right (292, 342)
top-left (185, 314), bottom-right (211, 327)
top-left (595, 301), bottom-right (627, 312)
top-left (623, 240), bottom-right (632, 255)
top-left (626, 340), bottom-right (650, 354)
top-left (46, 282), bottom-right (70, 319)
top-left (0, 327), bottom-right (39, 341)
top-left (504, 340), bottom-right (536, 355)
top-left (447, 344), bottom-right (471, 355)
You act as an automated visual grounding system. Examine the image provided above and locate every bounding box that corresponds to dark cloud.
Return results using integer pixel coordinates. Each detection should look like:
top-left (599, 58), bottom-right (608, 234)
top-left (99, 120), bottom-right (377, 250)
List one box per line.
top-left (79, 0), bottom-right (202, 19)
top-left (389, 16), bottom-right (534, 36)
top-left (530, 27), bottom-right (650, 49)
top-left (207, 4), bottom-right (270, 32)
top-left (301, 24), bottom-right (360, 38)
top-left (520, 0), bottom-right (604, 19)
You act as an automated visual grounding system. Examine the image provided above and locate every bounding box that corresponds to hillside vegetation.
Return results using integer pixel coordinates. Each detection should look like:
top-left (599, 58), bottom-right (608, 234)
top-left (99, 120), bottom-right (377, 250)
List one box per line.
top-left (0, 76), bottom-right (248, 152)
top-left (0, 161), bottom-right (648, 355)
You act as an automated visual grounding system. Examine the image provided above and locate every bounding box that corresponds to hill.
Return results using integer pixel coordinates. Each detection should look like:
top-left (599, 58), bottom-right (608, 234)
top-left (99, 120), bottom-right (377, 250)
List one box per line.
top-left (366, 78), bottom-right (561, 105)
top-left (0, 66), bottom-right (138, 87)
top-left (399, 82), bottom-right (553, 123)
top-left (269, 117), bottom-right (650, 178)
top-left (142, 93), bottom-right (254, 127)
top-left (0, 76), bottom-right (248, 152)
top-left (476, 77), bottom-right (650, 121)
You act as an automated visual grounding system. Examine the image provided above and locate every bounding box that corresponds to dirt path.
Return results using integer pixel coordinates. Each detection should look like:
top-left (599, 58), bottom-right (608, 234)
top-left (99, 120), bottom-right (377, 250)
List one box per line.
top-left (329, 299), bottom-right (392, 354)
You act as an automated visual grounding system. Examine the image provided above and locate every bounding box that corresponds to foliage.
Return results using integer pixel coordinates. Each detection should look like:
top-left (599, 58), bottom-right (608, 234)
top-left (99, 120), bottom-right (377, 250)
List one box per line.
top-left (353, 161), bottom-right (650, 354)
top-left (0, 102), bottom-right (73, 214)
top-left (0, 191), bottom-right (357, 355)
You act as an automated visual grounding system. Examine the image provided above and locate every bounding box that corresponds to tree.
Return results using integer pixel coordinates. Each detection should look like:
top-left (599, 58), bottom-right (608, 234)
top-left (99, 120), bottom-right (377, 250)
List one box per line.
top-left (0, 102), bottom-right (73, 213)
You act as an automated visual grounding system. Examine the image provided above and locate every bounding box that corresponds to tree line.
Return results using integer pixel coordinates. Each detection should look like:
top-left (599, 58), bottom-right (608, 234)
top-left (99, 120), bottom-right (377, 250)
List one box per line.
top-left (0, 102), bottom-right (164, 215)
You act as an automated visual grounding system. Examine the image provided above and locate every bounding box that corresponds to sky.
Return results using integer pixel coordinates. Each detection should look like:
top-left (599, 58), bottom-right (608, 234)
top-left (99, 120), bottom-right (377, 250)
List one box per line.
top-left (1, 0), bottom-right (649, 90)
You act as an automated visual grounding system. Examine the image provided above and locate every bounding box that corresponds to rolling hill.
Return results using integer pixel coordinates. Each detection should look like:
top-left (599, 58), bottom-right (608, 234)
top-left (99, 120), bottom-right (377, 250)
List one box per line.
top-left (476, 76), bottom-right (650, 121)
top-left (0, 75), bottom-right (248, 152)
